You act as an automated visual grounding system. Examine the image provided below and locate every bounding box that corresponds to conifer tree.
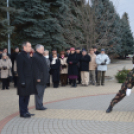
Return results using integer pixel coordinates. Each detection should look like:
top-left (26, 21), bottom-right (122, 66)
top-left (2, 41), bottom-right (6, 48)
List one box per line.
top-left (91, 0), bottom-right (122, 54)
top-left (120, 13), bottom-right (134, 57)
top-left (10, 0), bottom-right (70, 50)
top-left (0, 1), bottom-right (10, 48)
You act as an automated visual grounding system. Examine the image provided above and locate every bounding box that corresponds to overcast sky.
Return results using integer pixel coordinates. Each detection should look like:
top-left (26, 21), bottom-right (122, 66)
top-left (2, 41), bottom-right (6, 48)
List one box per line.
top-left (111, 0), bottom-right (134, 35)
top-left (86, 0), bottom-right (134, 36)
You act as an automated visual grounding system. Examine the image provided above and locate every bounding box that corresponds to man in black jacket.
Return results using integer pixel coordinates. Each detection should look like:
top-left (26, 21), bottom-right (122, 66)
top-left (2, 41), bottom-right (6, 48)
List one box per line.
top-left (32, 44), bottom-right (49, 110)
top-left (76, 47), bottom-right (82, 84)
top-left (17, 41), bottom-right (37, 118)
top-left (80, 49), bottom-right (91, 86)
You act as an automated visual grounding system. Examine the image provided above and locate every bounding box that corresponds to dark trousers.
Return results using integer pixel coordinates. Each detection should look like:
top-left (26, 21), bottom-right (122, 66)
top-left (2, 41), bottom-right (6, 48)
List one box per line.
top-left (97, 71), bottom-right (106, 85)
top-left (1, 78), bottom-right (8, 89)
top-left (19, 95), bottom-right (30, 115)
top-left (60, 74), bottom-right (68, 86)
top-left (53, 82), bottom-right (59, 88)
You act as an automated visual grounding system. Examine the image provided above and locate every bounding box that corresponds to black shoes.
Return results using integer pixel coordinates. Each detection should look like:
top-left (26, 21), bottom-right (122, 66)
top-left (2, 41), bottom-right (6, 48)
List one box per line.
top-left (26, 112), bottom-right (35, 116)
top-left (20, 114), bottom-right (31, 118)
top-left (106, 106), bottom-right (113, 113)
top-left (101, 84), bottom-right (105, 86)
top-left (36, 107), bottom-right (47, 110)
top-left (20, 112), bottom-right (35, 118)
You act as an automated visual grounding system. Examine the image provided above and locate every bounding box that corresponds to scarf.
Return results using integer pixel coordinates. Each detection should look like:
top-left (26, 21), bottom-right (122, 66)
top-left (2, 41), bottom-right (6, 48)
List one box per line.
top-left (51, 57), bottom-right (57, 64)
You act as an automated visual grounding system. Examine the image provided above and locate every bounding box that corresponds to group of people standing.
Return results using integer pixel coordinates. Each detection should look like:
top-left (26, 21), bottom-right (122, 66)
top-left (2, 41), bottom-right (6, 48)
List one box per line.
top-left (45, 46), bottom-right (110, 88)
top-left (0, 44), bottom-right (111, 90)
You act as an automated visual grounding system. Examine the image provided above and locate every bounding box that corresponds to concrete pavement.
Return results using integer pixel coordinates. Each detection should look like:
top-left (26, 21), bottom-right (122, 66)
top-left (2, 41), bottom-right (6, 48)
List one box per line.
top-left (0, 59), bottom-right (133, 134)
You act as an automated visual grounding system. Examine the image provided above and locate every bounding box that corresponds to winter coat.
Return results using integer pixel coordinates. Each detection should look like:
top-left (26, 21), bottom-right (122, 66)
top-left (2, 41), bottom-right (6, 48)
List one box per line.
top-left (89, 53), bottom-right (97, 70)
top-left (67, 52), bottom-right (79, 76)
top-left (80, 55), bottom-right (91, 71)
top-left (32, 52), bottom-right (49, 85)
top-left (0, 57), bottom-right (12, 79)
top-left (17, 51), bottom-right (37, 96)
top-left (60, 57), bottom-right (68, 74)
top-left (50, 58), bottom-right (61, 83)
top-left (96, 53), bottom-right (110, 71)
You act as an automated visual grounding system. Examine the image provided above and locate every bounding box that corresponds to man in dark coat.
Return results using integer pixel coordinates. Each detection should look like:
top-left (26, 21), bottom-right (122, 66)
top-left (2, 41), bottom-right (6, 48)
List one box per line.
top-left (17, 41), bottom-right (37, 118)
top-left (76, 47), bottom-right (82, 84)
top-left (67, 47), bottom-right (79, 87)
top-left (32, 45), bottom-right (49, 110)
top-left (80, 49), bottom-right (91, 86)
top-left (11, 47), bottom-right (19, 87)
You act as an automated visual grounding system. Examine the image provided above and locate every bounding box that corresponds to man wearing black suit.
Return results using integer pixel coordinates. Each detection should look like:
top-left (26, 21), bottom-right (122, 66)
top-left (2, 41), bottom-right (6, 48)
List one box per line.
top-left (17, 41), bottom-right (37, 118)
top-left (32, 44), bottom-right (49, 110)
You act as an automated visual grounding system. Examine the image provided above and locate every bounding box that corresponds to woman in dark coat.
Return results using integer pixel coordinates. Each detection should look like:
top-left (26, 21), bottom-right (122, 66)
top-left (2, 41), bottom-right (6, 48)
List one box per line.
top-left (67, 47), bottom-right (79, 87)
top-left (50, 53), bottom-right (61, 88)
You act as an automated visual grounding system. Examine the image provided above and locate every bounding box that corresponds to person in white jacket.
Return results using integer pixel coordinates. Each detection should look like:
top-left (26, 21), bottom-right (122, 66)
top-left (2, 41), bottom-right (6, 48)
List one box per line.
top-left (96, 49), bottom-right (110, 86)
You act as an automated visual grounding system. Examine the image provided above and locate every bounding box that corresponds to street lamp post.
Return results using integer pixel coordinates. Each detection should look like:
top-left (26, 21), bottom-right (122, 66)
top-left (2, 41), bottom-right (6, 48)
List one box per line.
top-left (7, 0), bottom-right (11, 54)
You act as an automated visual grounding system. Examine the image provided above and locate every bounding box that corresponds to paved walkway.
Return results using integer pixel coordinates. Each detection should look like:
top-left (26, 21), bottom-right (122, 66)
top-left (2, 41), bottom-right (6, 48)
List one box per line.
top-left (0, 59), bottom-right (134, 134)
